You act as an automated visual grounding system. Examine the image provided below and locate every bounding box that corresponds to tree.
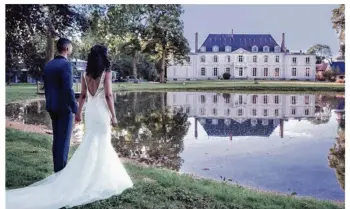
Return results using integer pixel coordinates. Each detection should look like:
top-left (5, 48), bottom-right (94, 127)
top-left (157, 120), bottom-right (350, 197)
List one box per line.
top-left (307, 44), bottom-right (332, 63)
top-left (107, 5), bottom-right (148, 79)
top-left (6, 4), bottom-right (90, 85)
top-left (331, 4), bottom-right (345, 59)
top-left (143, 5), bottom-right (190, 83)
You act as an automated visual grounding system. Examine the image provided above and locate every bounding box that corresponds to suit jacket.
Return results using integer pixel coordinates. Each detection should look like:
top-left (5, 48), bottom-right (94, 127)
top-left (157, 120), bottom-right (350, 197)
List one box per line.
top-left (43, 55), bottom-right (78, 115)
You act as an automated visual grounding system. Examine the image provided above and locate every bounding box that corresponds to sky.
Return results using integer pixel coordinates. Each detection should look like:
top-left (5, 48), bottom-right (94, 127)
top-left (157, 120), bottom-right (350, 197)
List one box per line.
top-left (181, 4), bottom-right (340, 56)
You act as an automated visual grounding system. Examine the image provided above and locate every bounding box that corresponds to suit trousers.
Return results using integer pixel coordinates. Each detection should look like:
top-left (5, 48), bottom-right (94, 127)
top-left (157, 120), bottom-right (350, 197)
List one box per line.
top-left (49, 112), bottom-right (73, 173)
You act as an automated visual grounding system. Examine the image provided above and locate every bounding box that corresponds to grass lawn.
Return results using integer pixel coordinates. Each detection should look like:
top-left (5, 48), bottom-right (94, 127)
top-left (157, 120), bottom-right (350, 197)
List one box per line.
top-left (6, 84), bottom-right (40, 104)
top-left (113, 80), bottom-right (345, 92)
top-left (6, 81), bottom-right (345, 104)
top-left (6, 128), bottom-right (344, 209)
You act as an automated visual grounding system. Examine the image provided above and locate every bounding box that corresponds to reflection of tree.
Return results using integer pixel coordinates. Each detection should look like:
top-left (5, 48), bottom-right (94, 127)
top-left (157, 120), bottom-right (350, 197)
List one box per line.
top-left (308, 94), bottom-right (343, 125)
top-left (6, 100), bottom-right (52, 128)
top-left (112, 92), bottom-right (190, 171)
top-left (328, 113), bottom-right (345, 191)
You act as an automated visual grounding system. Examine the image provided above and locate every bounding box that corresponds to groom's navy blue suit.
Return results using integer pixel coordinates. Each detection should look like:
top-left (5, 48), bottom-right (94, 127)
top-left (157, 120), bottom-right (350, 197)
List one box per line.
top-left (44, 55), bottom-right (77, 173)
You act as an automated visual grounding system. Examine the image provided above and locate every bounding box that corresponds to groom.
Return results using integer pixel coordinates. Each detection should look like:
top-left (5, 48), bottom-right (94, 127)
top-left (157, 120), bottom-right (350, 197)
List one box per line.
top-left (43, 38), bottom-right (78, 173)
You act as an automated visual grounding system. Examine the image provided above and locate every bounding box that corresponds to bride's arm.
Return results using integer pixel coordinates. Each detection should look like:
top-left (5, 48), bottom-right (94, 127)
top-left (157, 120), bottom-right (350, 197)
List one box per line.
top-left (104, 71), bottom-right (116, 123)
top-left (76, 75), bottom-right (87, 122)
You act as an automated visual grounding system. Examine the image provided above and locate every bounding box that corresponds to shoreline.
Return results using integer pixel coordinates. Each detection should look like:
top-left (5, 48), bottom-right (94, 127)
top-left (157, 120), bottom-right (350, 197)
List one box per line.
top-left (5, 121), bottom-right (345, 205)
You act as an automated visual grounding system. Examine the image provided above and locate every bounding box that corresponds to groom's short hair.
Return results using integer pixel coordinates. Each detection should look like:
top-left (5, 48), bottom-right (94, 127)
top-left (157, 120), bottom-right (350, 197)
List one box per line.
top-left (57, 38), bottom-right (72, 53)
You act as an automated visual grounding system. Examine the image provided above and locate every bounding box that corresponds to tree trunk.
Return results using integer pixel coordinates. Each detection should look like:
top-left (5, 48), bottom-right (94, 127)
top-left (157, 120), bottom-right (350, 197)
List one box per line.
top-left (160, 49), bottom-right (166, 83)
top-left (132, 51), bottom-right (137, 79)
top-left (45, 33), bottom-right (55, 64)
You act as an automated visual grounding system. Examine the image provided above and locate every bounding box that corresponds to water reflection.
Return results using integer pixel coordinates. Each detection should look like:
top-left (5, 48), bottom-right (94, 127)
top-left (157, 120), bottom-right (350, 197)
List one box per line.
top-left (5, 92), bottom-right (345, 200)
top-left (328, 96), bottom-right (345, 191)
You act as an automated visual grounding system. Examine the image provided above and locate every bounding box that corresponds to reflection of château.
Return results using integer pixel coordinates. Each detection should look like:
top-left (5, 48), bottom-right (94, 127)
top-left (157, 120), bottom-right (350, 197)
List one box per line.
top-left (167, 92), bottom-right (316, 138)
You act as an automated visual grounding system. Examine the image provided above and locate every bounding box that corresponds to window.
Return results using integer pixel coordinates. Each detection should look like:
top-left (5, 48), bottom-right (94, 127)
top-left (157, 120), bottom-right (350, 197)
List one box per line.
top-left (264, 109), bottom-right (268, 116)
top-left (200, 56), bottom-right (206, 63)
top-left (187, 57), bottom-right (191, 64)
top-left (291, 96), bottom-right (296, 105)
top-left (252, 68), bottom-right (257, 76)
top-left (263, 46), bottom-right (269, 52)
top-left (213, 95), bottom-right (218, 103)
top-left (275, 68), bottom-right (280, 77)
top-left (201, 67), bottom-right (206, 76)
top-left (292, 68), bottom-right (297, 76)
top-left (238, 55), bottom-right (243, 62)
top-left (200, 95), bottom-right (206, 103)
top-left (252, 45), bottom-right (258, 52)
top-left (186, 107), bottom-right (190, 114)
top-left (263, 95), bottom-right (268, 104)
top-left (305, 108), bottom-right (309, 116)
top-left (226, 55), bottom-right (231, 63)
top-left (225, 46), bottom-right (231, 52)
top-left (225, 96), bottom-right (230, 104)
top-left (275, 56), bottom-right (280, 63)
top-left (275, 109), bottom-right (279, 116)
top-left (292, 57), bottom-right (297, 64)
top-left (213, 55), bottom-right (218, 63)
top-left (239, 68), bottom-right (243, 76)
top-left (253, 55), bottom-right (257, 63)
top-left (200, 108), bottom-right (206, 115)
top-left (200, 46), bottom-right (206, 52)
top-left (262, 119), bottom-right (268, 125)
top-left (226, 68), bottom-right (230, 73)
top-left (225, 109), bottom-right (230, 116)
top-left (274, 46), bottom-right (281, 53)
top-left (252, 95), bottom-right (258, 104)
top-left (264, 68), bottom-right (268, 77)
top-left (274, 95), bottom-right (279, 104)
top-left (239, 95), bottom-right (243, 104)
top-left (213, 67), bottom-right (218, 76)
top-left (306, 57), bottom-right (310, 64)
top-left (212, 108), bottom-right (217, 115)
top-left (213, 46), bottom-right (219, 52)
top-left (291, 108), bottom-right (296, 115)
top-left (252, 109), bottom-right (257, 116)
top-left (305, 68), bottom-right (310, 77)
top-left (304, 95), bottom-right (309, 105)
top-left (238, 109), bottom-right (243, 116)
top-left (264, 55), bottom-right (268, 63)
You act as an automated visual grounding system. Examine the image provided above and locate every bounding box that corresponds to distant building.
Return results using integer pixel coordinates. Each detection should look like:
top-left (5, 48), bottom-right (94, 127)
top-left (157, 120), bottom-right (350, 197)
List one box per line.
top-left (167, 32), bottom-right (316, 81)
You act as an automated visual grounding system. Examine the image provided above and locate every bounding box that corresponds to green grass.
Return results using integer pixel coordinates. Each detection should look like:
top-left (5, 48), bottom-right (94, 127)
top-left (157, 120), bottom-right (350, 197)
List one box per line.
top-left (114, 80), bottom-right (345, 92)
top-left (6, 128), bottom-right (344, 209)
top-left (6, 84), bottom-right (40, 104)
top-left (6, 81), bottom-right (345, 104)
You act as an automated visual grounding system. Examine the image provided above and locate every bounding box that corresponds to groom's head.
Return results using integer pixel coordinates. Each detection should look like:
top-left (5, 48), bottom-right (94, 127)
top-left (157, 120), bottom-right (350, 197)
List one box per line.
top-left (57, 38), bottom-right (73, 57)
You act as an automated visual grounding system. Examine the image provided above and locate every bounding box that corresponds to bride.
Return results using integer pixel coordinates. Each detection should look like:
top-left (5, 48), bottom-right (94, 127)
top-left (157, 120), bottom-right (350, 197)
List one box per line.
top-left (6, 45), bottom-right (133, 208)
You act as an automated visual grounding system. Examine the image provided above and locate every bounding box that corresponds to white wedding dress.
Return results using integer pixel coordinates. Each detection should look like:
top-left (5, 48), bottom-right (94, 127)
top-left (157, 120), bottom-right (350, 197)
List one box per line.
top-left (6, 72), bottom-right (133, 209)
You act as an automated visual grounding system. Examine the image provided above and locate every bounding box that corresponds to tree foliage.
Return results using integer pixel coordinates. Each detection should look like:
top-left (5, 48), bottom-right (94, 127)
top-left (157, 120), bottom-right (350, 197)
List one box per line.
top-left (143, 5), bottom-right (190, 83)
top-left (307, 44), bottom-right (332, 63)
top-left (331, 4), bottom-right (345, 59)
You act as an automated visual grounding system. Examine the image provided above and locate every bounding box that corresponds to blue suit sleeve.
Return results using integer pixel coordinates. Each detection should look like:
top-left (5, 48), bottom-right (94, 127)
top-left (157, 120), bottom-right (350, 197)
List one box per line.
top-left (61, 62), bottom-right (78, 114)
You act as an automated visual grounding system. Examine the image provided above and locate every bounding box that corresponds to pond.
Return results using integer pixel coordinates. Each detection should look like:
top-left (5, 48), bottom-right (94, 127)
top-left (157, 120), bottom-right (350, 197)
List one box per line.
top-left (6, 91), bottom-right (345, 201)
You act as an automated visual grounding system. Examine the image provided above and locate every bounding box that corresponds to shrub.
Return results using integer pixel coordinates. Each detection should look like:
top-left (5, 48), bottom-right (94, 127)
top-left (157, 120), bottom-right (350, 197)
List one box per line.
top-left (223, 73), bottom-right (231, 80)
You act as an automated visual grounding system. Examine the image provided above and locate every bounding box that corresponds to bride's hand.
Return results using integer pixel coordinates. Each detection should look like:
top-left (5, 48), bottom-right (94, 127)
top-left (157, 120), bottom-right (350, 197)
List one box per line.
top-left (75, 114), bottom-right (82, 123)
top-left (111, 117), bottom-right (117, 127)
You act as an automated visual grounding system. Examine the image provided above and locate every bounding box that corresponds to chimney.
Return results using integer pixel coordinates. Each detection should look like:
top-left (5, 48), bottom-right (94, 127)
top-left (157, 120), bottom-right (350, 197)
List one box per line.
top-left (195, 32), bottom-right (198, 52)
top-left (194, 117), bottom-right (198, 139)
top-left (231, 29), bottom-right (234, 38)
top-left (281, 33), bottom-right (285, 52)
top-left (279, 119), bottom-right (284, 138)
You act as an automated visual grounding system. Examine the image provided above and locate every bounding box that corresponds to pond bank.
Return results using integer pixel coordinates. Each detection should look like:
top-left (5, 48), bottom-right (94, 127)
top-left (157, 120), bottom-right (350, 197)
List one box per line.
top-left (6, 128), bottom-right (344, 209)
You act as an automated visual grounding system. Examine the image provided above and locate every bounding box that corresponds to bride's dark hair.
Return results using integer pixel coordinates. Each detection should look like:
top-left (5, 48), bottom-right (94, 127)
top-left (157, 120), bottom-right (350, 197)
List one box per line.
top-left (86, 45), bottom-right (111, 79)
